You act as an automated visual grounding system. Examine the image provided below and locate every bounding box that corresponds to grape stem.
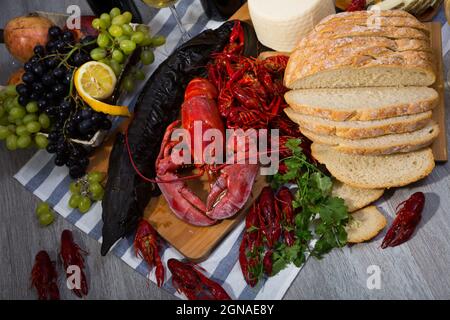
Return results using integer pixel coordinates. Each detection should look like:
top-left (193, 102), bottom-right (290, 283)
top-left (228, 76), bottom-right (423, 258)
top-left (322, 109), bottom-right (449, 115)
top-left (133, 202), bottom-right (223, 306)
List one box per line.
top-left (57, 40), bottom-right (97, 68)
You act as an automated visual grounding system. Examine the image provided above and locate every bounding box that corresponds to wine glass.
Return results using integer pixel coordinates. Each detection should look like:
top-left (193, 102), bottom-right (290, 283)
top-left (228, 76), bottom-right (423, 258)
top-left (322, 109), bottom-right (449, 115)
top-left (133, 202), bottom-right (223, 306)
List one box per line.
top-left (141, 0), bottom-right (192, 43)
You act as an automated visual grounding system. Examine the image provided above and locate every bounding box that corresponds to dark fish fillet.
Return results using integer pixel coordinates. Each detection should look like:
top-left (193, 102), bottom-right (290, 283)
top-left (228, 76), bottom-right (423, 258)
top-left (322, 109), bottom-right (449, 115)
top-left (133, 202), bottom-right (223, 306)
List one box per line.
top-left (101, 21), bottom-right (238, 255)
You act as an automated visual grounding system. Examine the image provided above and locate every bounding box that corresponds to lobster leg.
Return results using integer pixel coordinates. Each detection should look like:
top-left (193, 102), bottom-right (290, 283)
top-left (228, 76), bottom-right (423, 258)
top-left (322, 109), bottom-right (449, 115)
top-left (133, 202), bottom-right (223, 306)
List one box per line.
top-left (206, 164), bottom-right (259, 220)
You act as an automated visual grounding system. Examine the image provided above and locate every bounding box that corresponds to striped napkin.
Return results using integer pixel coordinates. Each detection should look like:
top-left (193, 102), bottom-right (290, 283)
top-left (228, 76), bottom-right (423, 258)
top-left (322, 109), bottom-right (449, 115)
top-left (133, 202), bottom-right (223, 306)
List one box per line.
top-left (14, 1), bottom-right (450, 300)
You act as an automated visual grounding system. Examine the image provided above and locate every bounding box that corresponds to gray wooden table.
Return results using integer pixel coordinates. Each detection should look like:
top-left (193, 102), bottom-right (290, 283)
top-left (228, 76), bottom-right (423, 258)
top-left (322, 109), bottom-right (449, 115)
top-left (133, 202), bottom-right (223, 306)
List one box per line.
top-left (1, 0), bottom-right (450, 300)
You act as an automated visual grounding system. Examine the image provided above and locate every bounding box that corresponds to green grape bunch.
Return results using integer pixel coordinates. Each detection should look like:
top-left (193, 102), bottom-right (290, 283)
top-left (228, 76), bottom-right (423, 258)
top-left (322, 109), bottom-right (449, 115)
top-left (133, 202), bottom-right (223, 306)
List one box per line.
top-left (68, 171), bottom-right (106, 213)
top-left (0, 85), bottom-right (50, 151)
top-left (90, 7), bottom-right (166, 92)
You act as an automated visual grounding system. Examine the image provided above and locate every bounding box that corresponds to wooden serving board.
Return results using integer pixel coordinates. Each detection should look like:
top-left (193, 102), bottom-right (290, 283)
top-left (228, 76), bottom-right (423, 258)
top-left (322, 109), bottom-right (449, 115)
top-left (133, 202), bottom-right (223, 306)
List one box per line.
top-left (429, 22), bottom-right (448, 161)
top-left (335, 0), bottom-right (443, 21)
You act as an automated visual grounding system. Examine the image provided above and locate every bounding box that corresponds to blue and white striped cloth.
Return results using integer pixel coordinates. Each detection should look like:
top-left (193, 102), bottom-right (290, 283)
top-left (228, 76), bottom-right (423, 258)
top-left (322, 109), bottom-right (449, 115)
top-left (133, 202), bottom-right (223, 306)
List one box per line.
top-left (14, 2), bottom-right (450, 300)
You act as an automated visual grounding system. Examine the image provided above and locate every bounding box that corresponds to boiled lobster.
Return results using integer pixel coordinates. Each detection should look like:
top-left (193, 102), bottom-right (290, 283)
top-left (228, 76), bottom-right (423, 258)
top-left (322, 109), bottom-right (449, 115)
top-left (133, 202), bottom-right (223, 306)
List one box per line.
top-left (155, 78), bottom-right (259, 226)
top-left (134, 219), bottom-right (164, 287)
top-left (168, 258), bottom-right (231, 300)
top-left (60, 230), bottom-right (88, 298)
top-left (31, 250), bottom-right (60, 300)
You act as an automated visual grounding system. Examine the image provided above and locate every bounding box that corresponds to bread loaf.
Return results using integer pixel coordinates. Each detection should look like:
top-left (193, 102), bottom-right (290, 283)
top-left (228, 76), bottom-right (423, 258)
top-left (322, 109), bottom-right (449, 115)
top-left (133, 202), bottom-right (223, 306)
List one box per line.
top-left (285, 10), bottom-right (436, 89)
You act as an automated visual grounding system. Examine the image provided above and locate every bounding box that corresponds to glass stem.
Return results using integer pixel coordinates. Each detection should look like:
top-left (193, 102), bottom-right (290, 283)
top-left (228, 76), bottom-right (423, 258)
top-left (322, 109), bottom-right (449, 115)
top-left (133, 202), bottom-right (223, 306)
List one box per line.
top-left (170, 5), bottom-right (192, 42)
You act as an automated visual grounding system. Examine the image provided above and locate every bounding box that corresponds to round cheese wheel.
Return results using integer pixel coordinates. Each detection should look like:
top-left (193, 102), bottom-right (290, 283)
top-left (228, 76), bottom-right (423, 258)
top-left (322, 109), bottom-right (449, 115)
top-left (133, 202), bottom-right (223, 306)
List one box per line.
top-left (248, 0), bottom-right (336, 52)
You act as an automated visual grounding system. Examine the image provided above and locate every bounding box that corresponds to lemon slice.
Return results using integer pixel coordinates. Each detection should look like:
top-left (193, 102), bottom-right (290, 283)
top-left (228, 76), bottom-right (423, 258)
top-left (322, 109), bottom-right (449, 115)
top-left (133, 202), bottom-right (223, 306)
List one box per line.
top-left (76, 61), bottom-right (116, 99)
top-left (75, 62), bottom-right (130, 117)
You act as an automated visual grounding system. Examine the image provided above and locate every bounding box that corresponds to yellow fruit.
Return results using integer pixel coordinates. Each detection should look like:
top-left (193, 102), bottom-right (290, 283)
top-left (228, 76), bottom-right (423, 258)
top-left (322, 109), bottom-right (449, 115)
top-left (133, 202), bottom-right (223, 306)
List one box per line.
top-left (75, 62), bottom-right (130, 117)
top-left (76, 61), bottom-right (116, 99)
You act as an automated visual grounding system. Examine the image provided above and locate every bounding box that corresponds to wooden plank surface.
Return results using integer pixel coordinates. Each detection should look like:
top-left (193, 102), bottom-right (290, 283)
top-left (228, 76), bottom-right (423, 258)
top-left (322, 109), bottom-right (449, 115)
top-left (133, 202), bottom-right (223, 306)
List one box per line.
top-left (1, 0), bottom-right (450, 300)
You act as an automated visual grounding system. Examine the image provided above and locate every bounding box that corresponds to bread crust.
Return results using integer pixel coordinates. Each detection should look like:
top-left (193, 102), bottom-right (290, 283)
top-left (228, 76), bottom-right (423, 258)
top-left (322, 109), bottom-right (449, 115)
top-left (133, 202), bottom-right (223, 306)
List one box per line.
top-left (295, 37), bottom-right (431, 57)
top-left (285, 108), bottom-right (433, 139)
top-left (317, 10), bottom-right (416, 24)
top-left (312, 144), bottom-right (436, 189)
top-left (284, 88), bottom-right (438, 121)
top-left (315, 16), bottom-right (430, 35)
top-left (301, 122), bottom-right (439, 155)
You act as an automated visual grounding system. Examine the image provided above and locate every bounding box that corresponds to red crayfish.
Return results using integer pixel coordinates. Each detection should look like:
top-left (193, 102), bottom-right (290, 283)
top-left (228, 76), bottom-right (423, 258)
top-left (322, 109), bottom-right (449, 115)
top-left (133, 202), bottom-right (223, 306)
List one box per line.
top-left (60, 229), bottom-right (88, 298)
top-left (168, 258), bottom-right (231, 300)
top-left (31, 250), bottom-right (60, 300)
top-left (381, 192), bottom-right (425, 248)
top-left (208, 21), bottom-right (293, 134)
top-left (134, 219), bottom-right (164, 287)
top-left (155, 77), bottom-right (259, 226)
top-left (239, 186), bottom-right (298, 286)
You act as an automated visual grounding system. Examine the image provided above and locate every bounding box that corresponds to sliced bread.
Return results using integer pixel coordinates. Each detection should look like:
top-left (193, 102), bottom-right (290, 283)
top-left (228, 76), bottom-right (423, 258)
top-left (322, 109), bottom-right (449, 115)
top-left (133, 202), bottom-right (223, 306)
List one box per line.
top-left (284, 49), bottom-right (435, 89)
top-left (301, 121), bottom-right (439, 155)
top-left (285, 108), bottom-right (432, 139)
top-left (346, 206), bottom-right (387, 243)
top-left (311, 143), bottom-right (435, 189)
top-left (284, 87), bottom-right (438, 121)
top-left (332, 180), bottom-right (384, 212)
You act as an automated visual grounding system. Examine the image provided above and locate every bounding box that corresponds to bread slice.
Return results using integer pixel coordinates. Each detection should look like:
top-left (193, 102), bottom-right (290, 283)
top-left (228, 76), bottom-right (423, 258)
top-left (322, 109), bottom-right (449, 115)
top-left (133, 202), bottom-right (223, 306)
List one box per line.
top-left (284, 49), bottom-right (435, 89)
top-left (346, 206), bottom-right (387, 243)
top-left (284, 87), bottom-right (438, 121)
top-left (301, 121), bottom-right (439, 155)
top-left (311, 143), bottom-right (435, 189)
top-left (332, 180), bottom-right (384, 212)
top-left (285, 108), bottom-right (432, 139)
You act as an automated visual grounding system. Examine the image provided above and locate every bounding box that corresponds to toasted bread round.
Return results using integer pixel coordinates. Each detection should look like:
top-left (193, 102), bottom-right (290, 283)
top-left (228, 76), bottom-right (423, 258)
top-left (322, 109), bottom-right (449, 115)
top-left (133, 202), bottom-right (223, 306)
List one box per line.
top-left (346, 206), bottom-right (387, 243)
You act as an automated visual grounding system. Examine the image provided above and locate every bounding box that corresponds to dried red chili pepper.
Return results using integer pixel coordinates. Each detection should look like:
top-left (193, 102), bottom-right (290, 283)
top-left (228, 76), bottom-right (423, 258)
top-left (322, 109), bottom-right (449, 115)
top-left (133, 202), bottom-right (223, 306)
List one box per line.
top-left (381, 192), bottom-right (425, 248)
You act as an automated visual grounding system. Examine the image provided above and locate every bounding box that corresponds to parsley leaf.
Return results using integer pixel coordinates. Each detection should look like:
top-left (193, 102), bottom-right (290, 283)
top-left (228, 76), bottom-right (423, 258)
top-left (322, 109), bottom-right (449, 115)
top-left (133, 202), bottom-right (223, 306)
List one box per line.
top-left (271, 138), bottom-right (349, 269)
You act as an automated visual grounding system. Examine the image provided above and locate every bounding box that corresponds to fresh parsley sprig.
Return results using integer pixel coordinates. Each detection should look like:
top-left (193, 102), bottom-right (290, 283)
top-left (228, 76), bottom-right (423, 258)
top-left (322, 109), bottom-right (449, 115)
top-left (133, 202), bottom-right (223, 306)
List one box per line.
top-left (270, 138), bottom-right (349, 274)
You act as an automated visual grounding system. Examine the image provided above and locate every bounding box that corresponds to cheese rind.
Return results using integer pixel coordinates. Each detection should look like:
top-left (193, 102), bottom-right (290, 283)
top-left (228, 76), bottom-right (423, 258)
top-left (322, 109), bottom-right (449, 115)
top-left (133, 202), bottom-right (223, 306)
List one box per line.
top-left (248, 0), bottom-right (336, 52)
